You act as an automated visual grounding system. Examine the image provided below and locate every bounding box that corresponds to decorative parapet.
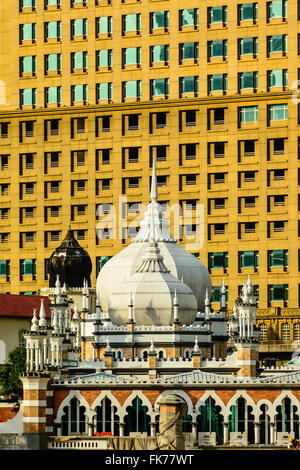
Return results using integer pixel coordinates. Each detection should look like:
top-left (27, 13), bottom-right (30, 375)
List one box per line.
top-left (52, 367), bottom-right (300, 386)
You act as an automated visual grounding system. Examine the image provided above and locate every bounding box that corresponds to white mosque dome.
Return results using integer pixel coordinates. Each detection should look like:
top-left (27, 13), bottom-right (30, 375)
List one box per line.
top-left (107, 240), bottom-right (198, 326)
top-left (96, 159), bottom-right (212, 321)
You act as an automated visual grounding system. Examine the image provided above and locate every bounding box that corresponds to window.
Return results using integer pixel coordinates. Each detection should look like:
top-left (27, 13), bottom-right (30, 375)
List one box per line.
top-left (0, 123), bottom-right (8, 138)
top-left (211, 285), bottom-right (228, 302)
top-left (71, 51), bottom-right (88, 71)
top-left (269, 249), bottom-right (288, 268)
top-left (208, 40), bottom-right (227, 59)
top-left (209, 252), bottom-right (228, 269)
top-left (269, 284), bottom-right (288, 302)
top-left (50, 152), bottom-right (59, 167)
top-left (96, 16), bottom-right (113, 35)
top-left (268, 103), bottom-right (288, 121)
top-left (96, 83), bottom-right (113, 101)
top-left (244, 222), bottom-right (256, 233)
top-left (123, 47), bottom-right (141, 66)
top-left (21, 0), bottom-right (36, 7)
top-left (151, 78), bottom-right (169, 97)
top-left (179, 42), bottom-right (199, 62)
top-left (45, 21), bottom-right (61, 40)
top-left (273, 138), bottom-right (285, 154)
top-left (238, 37), bottom-right (258, 56)
top-left (150, 45), bottom-right (169, 64)
top-left (267, 69), bottom-right (288, 88)
top-left (50, 181), bottom-right (59, 193)
top-left (238, 71), bottom-right (258, 90)
top-left (45, 86), bottom-right (61, 105)
top-left (128, 177), bottom-right (139, 188)
top-left (214, 142), bottom-right (225, 158)
top-left (267, 0), bottom-right (287, 20)
top-left (150, 11), bottom-right (169, 31)
top-left (20, 56), bottom-right (36, 75)
top-left (96, 49), bottom-right (113, 68)
top-left (20, 23), bottom-right (36, 42)
top-left (179, 9), bottom-right (199, 28)
top-left (128, 114), bottom-right (139, 130)
top-left (45, 0), bottom-right (61, 6)
top-left (239, 251), bottom-right (259, 269)
top-left (128, 147), bottom-right (139, 163)
top-left (208, 6), bottom-right (227, 25)
top-left (180, 76), bottom-right (199, 95)
top-left (71, 84), bottom-right (88, 103)
top-left (123, 14), bottom-right (141, 33)
top-left (25, 153), bottom-right (34, 169)
top-left (122, 81), bottom-right (141, 100)
top-left (77, 180), bottom-right (86, 191)
top-left (239, 106), bottom-right (258, 123)
top-left (45, 53), bottom-right (61, 73)
top-left (0, 260), bottom-right (9, 278)
top-left (267, 35), bottom-right (287, 54)
top-left (71, 18), bottom-right (88, 38)
top-left (208, 74), bottom-right (227, 93)
top-left (238, 3), bottom-right (258, 22)
top-left (20, 259), bottom-right (36, 276)
top-left (20, 88), bottom-right (36, 106)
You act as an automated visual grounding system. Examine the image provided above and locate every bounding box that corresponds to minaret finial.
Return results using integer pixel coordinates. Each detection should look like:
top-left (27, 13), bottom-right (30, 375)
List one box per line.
top-left (150, 155), bottom-right (158, 202)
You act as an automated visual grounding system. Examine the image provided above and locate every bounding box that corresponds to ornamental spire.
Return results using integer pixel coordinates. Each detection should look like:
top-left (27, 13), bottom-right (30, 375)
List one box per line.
top-left (150, 155), bottom-right (158, 202)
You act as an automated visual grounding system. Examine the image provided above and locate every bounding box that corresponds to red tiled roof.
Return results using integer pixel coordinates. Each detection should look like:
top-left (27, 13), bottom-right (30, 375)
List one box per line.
top-left (0, 294), bottom-right (51, 319)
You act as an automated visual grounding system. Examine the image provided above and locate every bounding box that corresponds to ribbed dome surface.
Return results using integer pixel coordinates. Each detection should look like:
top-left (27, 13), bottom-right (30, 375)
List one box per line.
top-left (49, 228), bottom-right (92, 288)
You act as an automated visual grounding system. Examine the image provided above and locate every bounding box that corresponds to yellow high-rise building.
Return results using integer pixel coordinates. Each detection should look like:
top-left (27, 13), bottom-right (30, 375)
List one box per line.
top-left (0, 0), bottom-right (300, 345)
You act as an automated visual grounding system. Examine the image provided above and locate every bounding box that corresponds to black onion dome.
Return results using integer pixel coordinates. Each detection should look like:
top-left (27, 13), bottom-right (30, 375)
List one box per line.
top-left (48, 228), bottom-right (92, 288)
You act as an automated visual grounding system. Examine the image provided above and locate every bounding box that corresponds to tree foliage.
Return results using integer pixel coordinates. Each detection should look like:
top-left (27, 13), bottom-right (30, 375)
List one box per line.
top-left (0, 346), bottom-right (26, 402)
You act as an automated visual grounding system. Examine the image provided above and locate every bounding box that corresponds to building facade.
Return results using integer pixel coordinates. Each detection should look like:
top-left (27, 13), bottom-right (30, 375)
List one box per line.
top-left (0, 0), bottom-right (299, 330)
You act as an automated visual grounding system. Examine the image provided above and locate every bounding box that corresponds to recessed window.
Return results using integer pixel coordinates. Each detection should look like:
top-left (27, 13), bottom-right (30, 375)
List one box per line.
top-left (208, 40), bottom-right (227, 59)
top-left (150, 45), bottom-right (169, 65)
top-left (71, 18), bottom-right (88, 38)
top-left (238, 37), bottom-right (258, 57)
top-left (179, 9), bottom-right (199, 29)
top-left (96, 16), bottom-right (113, 35)
top-left (239, 106), bottom-right (258, 123)
top-left (96, 49), bottom-right (113, 68)
top-left (150, 11), bottom-right (169, 32)
top-left (122, 14), bottom-right (141, 34)
top-left (238, 3), bottom-right (258, 22)
top-left (96, 83), bottom-right (113, 101)
top-left (208, 5), bottom-right (227, 26)
top-left (267, 35), bottom-right (288, 54)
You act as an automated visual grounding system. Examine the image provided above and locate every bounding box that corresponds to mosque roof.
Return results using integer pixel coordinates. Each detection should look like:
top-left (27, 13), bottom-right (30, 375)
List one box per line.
top-left (0, 294), bottom-right (51, 319)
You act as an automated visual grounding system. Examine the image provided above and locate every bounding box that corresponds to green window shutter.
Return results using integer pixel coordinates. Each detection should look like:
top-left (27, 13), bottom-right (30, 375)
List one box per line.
top-left (23, 23), bottom-right (35, 40)
top-left (24, 259), bottom-right (34, 275)
top-left (0, 260), bottom-right (7, 276)
top-left (240, 37), bottom-right (256, 55)
top-left (210, 40), bottom-right (224, 57)
top-left (181, 76), bottom-right (198, 94)
top-left (211, 252), bottom-right (226, 268)
top-left (22, 56), bottom-right (36, 73)
top-left (210, 6), bottom-right (223, 23)
top-left (73, 84), bottom-right (87, 101)
top-left (98, 50), bottom-right (109, 66)
top-left (210, 74), bottom-right (226, 91)
top-left (270, 35), bottom-right (286, 52)
top-left (152, 11), bottom-right (166, 29)
top-left (47, 53), bottom-right (61, 71)
top-left (182, 9), bottom-right (198, 26)
top-left (125, 14), bottom-right (139, 31)
top-left (46, 86), bottom-right (61, 104)
top-left (47, 21), bottom-right (60, 38)
top-left (152, 45), bottom-right (168, 62)
top-left (152, 78), bottom-right (168, 96)
top-left (22, 88), bottom-right (36, 105)
top-left (124, 47), bottom-right (140, 65)
top-left (124, 80), bottom-right (141, 98)
top-left (97, 83), bottom-right (112, 100)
